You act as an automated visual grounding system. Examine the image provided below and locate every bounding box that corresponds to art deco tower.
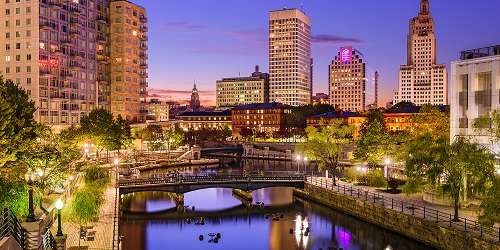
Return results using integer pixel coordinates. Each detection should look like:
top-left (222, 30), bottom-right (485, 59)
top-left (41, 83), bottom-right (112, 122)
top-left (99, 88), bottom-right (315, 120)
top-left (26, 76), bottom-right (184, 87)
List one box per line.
top-left (190, 83), bottom-right (200, 112)
top-left (393, 0), bottom-right (447, 106)
top-left (268, 8), bottom-right (312, 106)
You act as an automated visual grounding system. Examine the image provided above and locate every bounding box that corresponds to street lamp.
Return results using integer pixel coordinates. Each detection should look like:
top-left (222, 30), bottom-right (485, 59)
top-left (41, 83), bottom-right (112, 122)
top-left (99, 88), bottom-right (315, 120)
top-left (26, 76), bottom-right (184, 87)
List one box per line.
top-left (113, 158), bottom-right (120, 166)
top-left (55, 199), bottom-right (64, 237)
top-left (24, 169), bottom-right (36, 222)
top-left (295, 155), bottom-right (302, 173)
top-left (384, 157), bottom-right (392, 191)
top-left (303, 157), bottom-right (309, 175)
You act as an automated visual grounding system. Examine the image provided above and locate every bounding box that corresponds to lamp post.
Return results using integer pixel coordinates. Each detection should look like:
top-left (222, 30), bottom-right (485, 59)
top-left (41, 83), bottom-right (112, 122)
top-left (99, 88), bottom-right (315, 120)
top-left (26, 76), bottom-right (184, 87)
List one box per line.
top-left (296, 155), bottom-right (302, 173)
top-left (384, 158), bottom-right (391, 191)
top-left (55, 199), bottom-right (64, 237)
top-left (24, 169), bottom-right (36, 222)
top-left (303, 157), bottom-right (308, 175)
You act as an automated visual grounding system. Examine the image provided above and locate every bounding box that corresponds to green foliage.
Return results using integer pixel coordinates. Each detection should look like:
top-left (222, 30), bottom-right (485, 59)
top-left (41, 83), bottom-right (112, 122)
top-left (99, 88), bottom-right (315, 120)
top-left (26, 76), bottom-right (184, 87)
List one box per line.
top-left (185, 127), bottom-right (230, 144)
top-left (0, 77), bottom-right (39, 178)
top-left (479, 177), bottom-right (500, 227)
top-left (70, 185), bottom-right (104, 224)
top-left (298, 120), bottom-right (353, 185)
top-left (285, 104), bottom-right (336, 129)
top-left (79, 109), bottom-right (132, 155)
top-left (366, 169), bottom-right (387, 188)
top-left (84, 165), bottom-right (110, 187)
top-left (473, 110), bottom-right (500, 142)
top-left (360, 108), bottom-right (385, 135)
top-left (354, 118), bottom-right (395, 166)
top-left (163, 129), bottom-right (184, 148)
top-left (141, 124), bottom-right (164, 150)
top-left (410, 104), bottom-right (449, 140)
top-left (0, 179), bottom-right (40, 218)
top-left (405, 136), bottom-right (496, 220)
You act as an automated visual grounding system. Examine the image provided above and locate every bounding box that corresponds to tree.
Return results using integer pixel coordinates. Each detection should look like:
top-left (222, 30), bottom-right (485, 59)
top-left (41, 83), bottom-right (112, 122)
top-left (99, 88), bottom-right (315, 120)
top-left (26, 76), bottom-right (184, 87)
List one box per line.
top-left (0, 78), bottom-right (38, 178)
top-left (79, 109), bottom-right (132, 156)
top-left (354, 119), bottom-right (395, 166)
top-left (473, 110), bottom-right (500, 142)
top-left (479, 177), bottom-right (500, 227)
top-left (285, 104), bottom-right (336, 129)
top-left (163, 129), bottom-right (184, 150)
top-left (298, 120), bottom-right (353, 185)
top-left (141, 125), bottom-right (164, 151)
top-left (410, 104), bottom-right (449, 140)
top-left (404, 136), bottom-right (495, 221)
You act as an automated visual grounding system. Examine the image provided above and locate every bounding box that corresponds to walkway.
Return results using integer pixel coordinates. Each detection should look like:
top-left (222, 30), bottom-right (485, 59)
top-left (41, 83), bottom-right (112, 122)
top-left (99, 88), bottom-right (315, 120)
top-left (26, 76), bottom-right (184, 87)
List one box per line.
top-left (307, 176), bottom-right (500, 243)
top-left (60, 172), bottom-right (117, 250)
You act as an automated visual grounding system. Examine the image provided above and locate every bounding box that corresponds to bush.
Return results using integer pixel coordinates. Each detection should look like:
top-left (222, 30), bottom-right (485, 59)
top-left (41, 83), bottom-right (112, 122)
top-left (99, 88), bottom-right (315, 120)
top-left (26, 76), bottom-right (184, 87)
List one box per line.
top-left (366, 169), bottom-right (387, 187)
top-left (84, 164), bottom-right (110, 186)
top-left (0, 179), bottom-right (40, 218)
top-left (70, 185), bottom-right (104, 224)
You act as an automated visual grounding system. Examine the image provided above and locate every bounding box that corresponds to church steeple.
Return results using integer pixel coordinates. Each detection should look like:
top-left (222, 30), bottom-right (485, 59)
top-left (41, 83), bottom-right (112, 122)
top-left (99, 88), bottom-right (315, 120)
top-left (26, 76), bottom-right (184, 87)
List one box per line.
top-left (420, 0), bottom-right (430, 14)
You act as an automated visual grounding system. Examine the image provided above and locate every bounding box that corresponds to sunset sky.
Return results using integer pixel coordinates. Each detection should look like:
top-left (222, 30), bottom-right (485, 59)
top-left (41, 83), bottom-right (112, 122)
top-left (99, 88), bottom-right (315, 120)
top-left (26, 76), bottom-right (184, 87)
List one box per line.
top-left (135, 0), bottom-right (500, 106)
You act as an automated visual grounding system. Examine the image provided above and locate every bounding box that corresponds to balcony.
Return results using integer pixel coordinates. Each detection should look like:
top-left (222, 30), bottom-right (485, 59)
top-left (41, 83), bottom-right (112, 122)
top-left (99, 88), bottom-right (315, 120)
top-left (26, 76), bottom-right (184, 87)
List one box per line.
top-left (48, 0), bottom-right (62, 9)
top-left (69, 29), bottom-right (80, 37)
top-left (96, 34), bottom-right (107, 44)
top-left (139, 52), bottom-right (148, 59)
top-left (60, 71), bottom-right (73, 78)
top-left (69, 17), bottom-right (79, 24)
top-left (60, 38), bottom-right (72, 45)
top-left (40, 21), bottom-right (51, 30)
top-left (139, 34), bottom-right (148, 41)
top-left (96, 14), bottom-right (108, 23)
top-left (140, 26), bottom-right (148, 32)
top-left (69, 62), bottom-right (81, 69)
top-left (40, 69), bottom-right (56, 77)
top-left (140, 16), bottom-right (148, 22)
top-left (140, 45), bottom-right (148, 50)
top-left (96, 55), bottom-right (109, 62)
top-left (139, 62), bottom-right (147, 69)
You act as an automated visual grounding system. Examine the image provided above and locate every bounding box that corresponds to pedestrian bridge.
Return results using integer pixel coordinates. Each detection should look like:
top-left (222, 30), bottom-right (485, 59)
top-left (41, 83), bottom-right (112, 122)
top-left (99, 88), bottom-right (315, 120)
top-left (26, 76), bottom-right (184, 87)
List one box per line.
top-left (118, 174), bottom-right (305, 195)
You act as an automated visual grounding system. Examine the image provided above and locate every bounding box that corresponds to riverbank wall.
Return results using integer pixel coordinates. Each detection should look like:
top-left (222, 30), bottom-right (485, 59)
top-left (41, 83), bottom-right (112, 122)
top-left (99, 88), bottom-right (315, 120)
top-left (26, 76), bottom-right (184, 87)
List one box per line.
top-left (294, 183), bottom-right (500, 250)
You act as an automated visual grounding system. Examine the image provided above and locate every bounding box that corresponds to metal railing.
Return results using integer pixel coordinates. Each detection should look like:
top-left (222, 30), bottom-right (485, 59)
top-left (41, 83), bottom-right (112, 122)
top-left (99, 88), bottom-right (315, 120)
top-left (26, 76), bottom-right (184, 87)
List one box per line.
top-left (119, 174), bottom-right (305, 187)
top-left (306, 177), bottom-right (500, 243)
top-left (111, 168), bottom-right (121, 250)
top-left (41, 227), bottom-right (56, 250)
top-left (1, 208), bottom-right (27, 249)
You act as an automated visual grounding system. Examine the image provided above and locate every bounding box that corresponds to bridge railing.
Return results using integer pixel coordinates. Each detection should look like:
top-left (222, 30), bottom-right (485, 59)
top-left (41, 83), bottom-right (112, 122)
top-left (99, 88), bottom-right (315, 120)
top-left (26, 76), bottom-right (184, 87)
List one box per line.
top-left (1, 208), bottom-right (26, 249)
top-left (119, 174), bottom-right (305, 187)
top-left (306, 177), bottom-right (500, 243)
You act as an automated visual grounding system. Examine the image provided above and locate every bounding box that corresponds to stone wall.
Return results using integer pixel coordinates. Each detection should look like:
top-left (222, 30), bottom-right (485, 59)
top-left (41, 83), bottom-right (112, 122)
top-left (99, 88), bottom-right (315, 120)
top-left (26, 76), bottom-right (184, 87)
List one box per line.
top-left (294, 184), bottom-right (500, 250)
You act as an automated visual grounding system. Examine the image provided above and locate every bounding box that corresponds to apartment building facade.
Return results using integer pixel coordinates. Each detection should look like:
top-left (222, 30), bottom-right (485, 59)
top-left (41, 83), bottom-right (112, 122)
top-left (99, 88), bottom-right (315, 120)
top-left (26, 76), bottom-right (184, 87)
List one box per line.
top-left (0, 0), bottom-right (147, 128)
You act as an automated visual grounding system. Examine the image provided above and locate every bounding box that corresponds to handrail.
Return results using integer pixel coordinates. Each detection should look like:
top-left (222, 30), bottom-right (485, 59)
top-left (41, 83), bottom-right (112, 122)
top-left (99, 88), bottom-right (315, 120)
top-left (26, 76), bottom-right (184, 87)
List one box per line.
top-left (119, 174), bottom-right (305, 187)
top-left (41, 227), bottom-right (56, 250)
top-left (306, 177), bottom-right (500, 243)
top-left (1, 208), bottom-right (27, 249)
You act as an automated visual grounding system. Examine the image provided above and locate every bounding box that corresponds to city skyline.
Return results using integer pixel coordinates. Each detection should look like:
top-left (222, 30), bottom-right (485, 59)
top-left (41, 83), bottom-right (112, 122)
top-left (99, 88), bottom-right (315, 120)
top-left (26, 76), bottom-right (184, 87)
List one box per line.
top-left (135, 0), bottom-right (500, 106)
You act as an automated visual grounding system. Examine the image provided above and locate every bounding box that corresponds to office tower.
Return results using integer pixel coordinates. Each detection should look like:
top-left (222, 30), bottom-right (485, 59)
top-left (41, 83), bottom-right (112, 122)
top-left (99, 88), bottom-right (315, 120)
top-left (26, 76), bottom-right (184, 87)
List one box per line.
top-left (0, 0), bottom-right (110, 128)
top-left (374, 71), bottom-right (379, 107)
top-left (216, 65), bottom-right (269, 109)
top-left (268, 8), bottom-right (311, 106)
top-left (190, 83), bottom-right (200, 112)
top-left (329, 47), bottom-right (366, 112)
top-left (109, 1), bottom-right (148, 122)
top-left (393, 0), bottom-right (447, 106)
top-left (450, 45), bottom-right (500, 147)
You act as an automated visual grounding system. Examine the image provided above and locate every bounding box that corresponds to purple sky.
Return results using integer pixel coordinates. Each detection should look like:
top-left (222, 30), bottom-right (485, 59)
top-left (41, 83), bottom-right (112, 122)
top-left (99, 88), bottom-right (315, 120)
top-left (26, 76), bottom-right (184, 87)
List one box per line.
top-left (135, 0), bottom-right (500, 106)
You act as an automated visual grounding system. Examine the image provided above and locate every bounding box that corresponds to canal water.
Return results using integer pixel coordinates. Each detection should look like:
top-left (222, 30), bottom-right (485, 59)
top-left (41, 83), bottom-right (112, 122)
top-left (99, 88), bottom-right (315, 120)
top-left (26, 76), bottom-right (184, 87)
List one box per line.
top-left (119, 159), bottom-right (434, 250)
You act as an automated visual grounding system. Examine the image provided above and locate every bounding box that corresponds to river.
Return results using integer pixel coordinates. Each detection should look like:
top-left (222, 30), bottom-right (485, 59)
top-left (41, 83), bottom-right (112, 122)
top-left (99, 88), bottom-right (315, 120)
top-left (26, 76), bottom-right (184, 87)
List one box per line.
top-left (119, 159), bottom-right (434, 250)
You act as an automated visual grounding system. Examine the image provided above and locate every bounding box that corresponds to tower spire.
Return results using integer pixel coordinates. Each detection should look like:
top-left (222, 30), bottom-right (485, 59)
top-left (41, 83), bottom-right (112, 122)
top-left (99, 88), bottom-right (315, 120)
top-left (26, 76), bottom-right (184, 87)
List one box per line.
top-left (420, 0), bottom-right (430, 14)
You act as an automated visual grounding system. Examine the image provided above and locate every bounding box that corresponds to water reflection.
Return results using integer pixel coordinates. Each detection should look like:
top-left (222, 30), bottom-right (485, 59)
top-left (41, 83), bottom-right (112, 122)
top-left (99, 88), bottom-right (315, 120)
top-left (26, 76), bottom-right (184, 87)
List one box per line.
top-left (120, 186), bottom-right (434, 250)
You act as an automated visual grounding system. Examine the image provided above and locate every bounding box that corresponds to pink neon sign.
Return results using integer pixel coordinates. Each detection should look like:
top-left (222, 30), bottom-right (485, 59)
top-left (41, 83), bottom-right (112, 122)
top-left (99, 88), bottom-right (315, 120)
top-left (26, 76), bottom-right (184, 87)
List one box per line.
top-left (340, 47), bottom-right (352, 63)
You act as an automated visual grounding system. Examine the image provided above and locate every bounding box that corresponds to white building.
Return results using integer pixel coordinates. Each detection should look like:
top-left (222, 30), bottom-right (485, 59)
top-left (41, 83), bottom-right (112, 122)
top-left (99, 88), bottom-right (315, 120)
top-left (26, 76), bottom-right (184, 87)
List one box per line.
top-left (450, 45), bottom-right (500, 150)
top-left (393, 0), bottom-right (447, 106)
top-left (269, 8), bottom-right (312, 106)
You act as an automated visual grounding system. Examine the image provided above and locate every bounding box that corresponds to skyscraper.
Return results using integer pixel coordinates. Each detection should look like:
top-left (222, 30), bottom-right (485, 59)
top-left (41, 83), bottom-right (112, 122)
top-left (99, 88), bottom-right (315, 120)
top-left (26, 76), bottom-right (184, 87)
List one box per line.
top-left (393, 0), bottom-right (447, 106)
top-left (329, 47), bottom-right (366, 112)
top-left (110, 1), bottom-right (148, 123)
top-left (190, 83), bottom-right (200, 112)
top-left (0, 0), bottom-right (113, 128)
top-left (0, 0), bottom-right (147, 128)
top-left (268, 8), bottom-right (311, 106)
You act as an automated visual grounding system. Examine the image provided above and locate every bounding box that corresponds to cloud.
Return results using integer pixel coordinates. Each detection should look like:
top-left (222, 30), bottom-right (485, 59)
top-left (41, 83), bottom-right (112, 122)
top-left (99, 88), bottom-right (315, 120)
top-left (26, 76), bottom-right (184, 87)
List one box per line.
top-left (149, 88), bottom-right (214, 95)
top-left (164, 21), bottom-right (207, 32)
top-left (148, 88), bottom-right (216, 106)
top-left (312, 34), bottom-right (364, 44)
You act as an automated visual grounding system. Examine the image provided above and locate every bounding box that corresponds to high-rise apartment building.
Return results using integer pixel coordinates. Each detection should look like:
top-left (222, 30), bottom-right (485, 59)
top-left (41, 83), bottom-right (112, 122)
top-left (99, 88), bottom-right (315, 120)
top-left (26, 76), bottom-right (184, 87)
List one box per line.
top-left (0, 0), bottom-right (111, 128)
top-left (329, 47), bottom-right (366, 112)
top-left (393, 0), bottom-right (447, 106)
top-left (109, 0), bottom-right (148, 123)
top-left (450, 45), bottom-right (500, 147)
top-left (216, 65), bottom-right (269, 109)
top-left (0, 0), bottom-right (147, 128)
top-left (268, 8), bottom-right (311, 106)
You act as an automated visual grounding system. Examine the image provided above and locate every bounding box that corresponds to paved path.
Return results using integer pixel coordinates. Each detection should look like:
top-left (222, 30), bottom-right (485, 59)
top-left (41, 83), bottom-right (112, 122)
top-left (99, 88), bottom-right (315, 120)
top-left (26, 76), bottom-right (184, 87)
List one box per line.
top-left (307, 176), bottom-right (499, 243)
top-left (56, 170), bottom-right (117, 250)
